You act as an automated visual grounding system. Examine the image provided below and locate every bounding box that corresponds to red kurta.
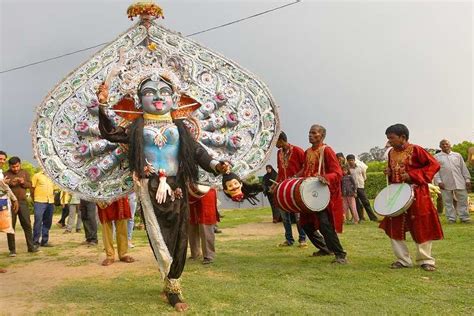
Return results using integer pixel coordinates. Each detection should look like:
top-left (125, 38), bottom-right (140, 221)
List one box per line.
top-left (300, 144), bottom-right (344, 233)
top-left (276, 144), bottom-right (305, 182)
top-left (189, 188), bottom-right (218, 225)
top-left (379, 144), bottom-right (443, 243)
top-left (97, 197), bottom-right (131, 224)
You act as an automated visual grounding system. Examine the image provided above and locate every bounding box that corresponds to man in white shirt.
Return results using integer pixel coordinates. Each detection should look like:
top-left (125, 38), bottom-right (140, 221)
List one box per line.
top-left (434, 139), bottom-right (471, 223)
top-left (346, 154), bottom-right (378, 222)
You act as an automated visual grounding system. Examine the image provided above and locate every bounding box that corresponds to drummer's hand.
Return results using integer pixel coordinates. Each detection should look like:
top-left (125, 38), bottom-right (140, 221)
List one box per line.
top-left (317, 175), bottom-right (328, 185)
top-left (438, 182), bottom-right (445, 190)
top-left (466, 182), bottom-right (471, 191)
top-left (383, 167), bottom-right (391, 176)
top-left (269, 183), bottom-right (277, 193)
top-left (401, 172), bottom-right (411, 183)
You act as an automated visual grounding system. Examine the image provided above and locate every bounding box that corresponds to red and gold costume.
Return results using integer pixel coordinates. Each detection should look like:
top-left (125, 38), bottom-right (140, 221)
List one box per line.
top-left (379, 144), bottom-right (443, 243)
top-left (300, 144), bottom-right (344, 233)
top-left (276, 144), bottom-right (305, 182)
top-left (189, 188), bottom-right (218, 225)
top-left (97, 197), bottom-right (131, 224)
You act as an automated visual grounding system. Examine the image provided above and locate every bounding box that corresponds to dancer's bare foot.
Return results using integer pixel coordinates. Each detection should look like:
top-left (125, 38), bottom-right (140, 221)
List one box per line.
top-left (174, 302), bottom-right (188, 312)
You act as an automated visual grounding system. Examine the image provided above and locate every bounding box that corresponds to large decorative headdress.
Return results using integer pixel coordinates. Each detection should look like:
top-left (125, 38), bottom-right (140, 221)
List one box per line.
top-left (31, 1), bottom-right (280, 202)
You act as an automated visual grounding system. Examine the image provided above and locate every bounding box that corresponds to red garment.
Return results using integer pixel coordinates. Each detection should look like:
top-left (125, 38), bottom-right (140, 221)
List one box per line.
top-left (379, 144), bottom-right (443, 243)
top-left (299, 144), bottom-right (344, 233)
top-left (189, 188), bottom-right (218, 225)
top-left (276, 144), bottom-right (305, 182)
top-left (97, 197), bottom-right (131, 224)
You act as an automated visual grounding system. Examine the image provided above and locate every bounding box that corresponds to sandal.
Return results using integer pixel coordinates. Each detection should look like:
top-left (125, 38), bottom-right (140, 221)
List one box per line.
top-left (101, 258), bottom-right (114, 266)
top-left (120, 255), bottom-right (135, 263)
top-left (390, 261), bottom-right (409, 269)
top-left (420, 264), bottom-right (436, 272)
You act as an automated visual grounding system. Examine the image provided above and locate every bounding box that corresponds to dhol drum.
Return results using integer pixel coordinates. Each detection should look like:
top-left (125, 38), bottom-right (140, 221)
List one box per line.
top-left (275, 177), bottom-right (330, 213)
top-left (188, 183), bottom-right (211, 204)
top-left (374, 183), bottom-right (414, 217)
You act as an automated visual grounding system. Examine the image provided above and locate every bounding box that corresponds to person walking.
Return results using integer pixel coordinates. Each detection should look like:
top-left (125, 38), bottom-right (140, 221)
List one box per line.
top-left (346, 154), bottom-right (378, 222)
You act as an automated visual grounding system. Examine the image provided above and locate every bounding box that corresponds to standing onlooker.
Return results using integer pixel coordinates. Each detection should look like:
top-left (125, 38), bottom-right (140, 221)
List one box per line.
top-left (262, 165), bottom-right (281, 223)
top-left (341, 166), bottom-right (359, 224)
top-left (0, 151), bottom-right (19, 258)
top-left (31, 170), bottom-right (56, 247)
top-left (188, 188), bottom-right (219, 264)
top-left (336, 152), bottom-right (346, 167)
top-left (4, 157), bottom-right (38, 254)
top-left (58, 191), bottom-right (70, 229)
top-left (62, 191), bottom-right (82, 233)
top-left (98, 197), bottom-right (134, 266)
top-left (127, 192), bottom-right (136, 248)
top-left (80, 199), bottom-right (98, 246)
top-left (434, 139), bottom-right (471, 223)
top-left (346, 154), bottom-right (378, 222)
top-left (274, 132), bottom-right (310, 249)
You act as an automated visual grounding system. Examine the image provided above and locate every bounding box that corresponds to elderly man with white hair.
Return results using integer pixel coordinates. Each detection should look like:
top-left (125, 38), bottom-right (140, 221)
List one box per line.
top-left (434, 139), bottom-right (471, 223)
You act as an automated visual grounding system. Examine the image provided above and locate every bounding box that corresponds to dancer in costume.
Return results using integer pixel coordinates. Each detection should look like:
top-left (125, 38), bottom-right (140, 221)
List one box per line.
top-left (31, 2), bottom-right (279, 311)
top-left (97, 77), bottom-right (230, 310)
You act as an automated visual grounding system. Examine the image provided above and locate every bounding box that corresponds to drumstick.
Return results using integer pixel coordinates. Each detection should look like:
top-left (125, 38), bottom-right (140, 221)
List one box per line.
top-left (269, 179), bottom-right (279, 185)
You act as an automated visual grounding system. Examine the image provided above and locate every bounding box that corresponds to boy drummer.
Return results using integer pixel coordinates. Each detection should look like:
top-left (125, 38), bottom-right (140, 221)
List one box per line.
top-left (380, 124), bottom-right (443, 271)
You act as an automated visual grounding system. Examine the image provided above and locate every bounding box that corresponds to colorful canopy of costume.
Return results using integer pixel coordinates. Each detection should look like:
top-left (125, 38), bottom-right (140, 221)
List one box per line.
top-left (30, 2), bottom-right (280, 202)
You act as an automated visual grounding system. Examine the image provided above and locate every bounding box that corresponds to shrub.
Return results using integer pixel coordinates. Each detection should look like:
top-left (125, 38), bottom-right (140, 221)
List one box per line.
top-left (366, 161), bottom-right (386, 173)
top-left (365, 172), bottom-right (387, 199)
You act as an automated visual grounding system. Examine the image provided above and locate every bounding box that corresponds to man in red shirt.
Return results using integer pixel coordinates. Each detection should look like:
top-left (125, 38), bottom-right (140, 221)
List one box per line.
top-left (98, 197), bottom-right (135, 266)
top-left (380, 124), bottom-right (443, 271)
top-left (188, 187), bottom-right (219, 264)
top-left (275, 132), bottom-right (330, 255)
top-left (299, 124), bottom-right (346, 263)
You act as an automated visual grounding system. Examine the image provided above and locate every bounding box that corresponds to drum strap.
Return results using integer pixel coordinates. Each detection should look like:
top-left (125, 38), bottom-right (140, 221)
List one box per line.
top-left (318, 145), bottom-right (326, 176)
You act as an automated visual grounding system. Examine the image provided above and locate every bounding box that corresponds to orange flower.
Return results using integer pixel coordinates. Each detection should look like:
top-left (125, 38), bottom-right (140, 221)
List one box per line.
top-left (147, 42), bottom-right (158, 51)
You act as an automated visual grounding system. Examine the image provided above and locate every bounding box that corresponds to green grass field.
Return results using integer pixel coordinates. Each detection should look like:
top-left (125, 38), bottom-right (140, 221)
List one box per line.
top-left (19, 206), bottom-right (471, 315)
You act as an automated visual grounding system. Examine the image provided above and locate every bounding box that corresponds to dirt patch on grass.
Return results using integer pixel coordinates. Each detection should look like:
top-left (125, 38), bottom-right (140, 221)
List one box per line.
top-left (219, 221), bottom-right (282, 241)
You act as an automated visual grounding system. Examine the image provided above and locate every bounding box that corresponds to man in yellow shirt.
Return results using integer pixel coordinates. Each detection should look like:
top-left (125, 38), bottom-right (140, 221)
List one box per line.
top-left (31, 171), bottom-right (56, 247)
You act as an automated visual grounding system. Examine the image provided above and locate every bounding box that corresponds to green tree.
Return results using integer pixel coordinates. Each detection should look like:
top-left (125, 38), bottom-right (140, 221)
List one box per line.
top-left (451, 141), bottom-right (474, 161)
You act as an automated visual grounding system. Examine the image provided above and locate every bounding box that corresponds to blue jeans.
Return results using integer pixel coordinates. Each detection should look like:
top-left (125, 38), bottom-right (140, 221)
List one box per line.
top-left (127, 193), bottom-right (136, 241)
top-left (280, 210), bottom-right (306, 244)
top-left (33, 202), bottom-right (54, 245)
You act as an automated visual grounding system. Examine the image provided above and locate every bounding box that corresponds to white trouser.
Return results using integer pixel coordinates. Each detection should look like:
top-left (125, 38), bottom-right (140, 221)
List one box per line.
top-left (390, 239), bottom-right (435, 267)
top-left (441, 189), bottom-right (470, 222)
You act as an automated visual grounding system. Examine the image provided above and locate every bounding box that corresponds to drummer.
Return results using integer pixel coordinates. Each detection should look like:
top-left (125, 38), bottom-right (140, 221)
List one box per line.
top-left (274, 132), bottom-right (331, 254)
top-left (380, 124), bottom-right (443, 271)
top-left (297, 124), bottom-right (347, 264)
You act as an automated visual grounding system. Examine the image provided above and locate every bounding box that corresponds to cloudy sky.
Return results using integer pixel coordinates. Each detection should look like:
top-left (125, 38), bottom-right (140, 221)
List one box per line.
top-left (1, 0), bottom-right (472, 169)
